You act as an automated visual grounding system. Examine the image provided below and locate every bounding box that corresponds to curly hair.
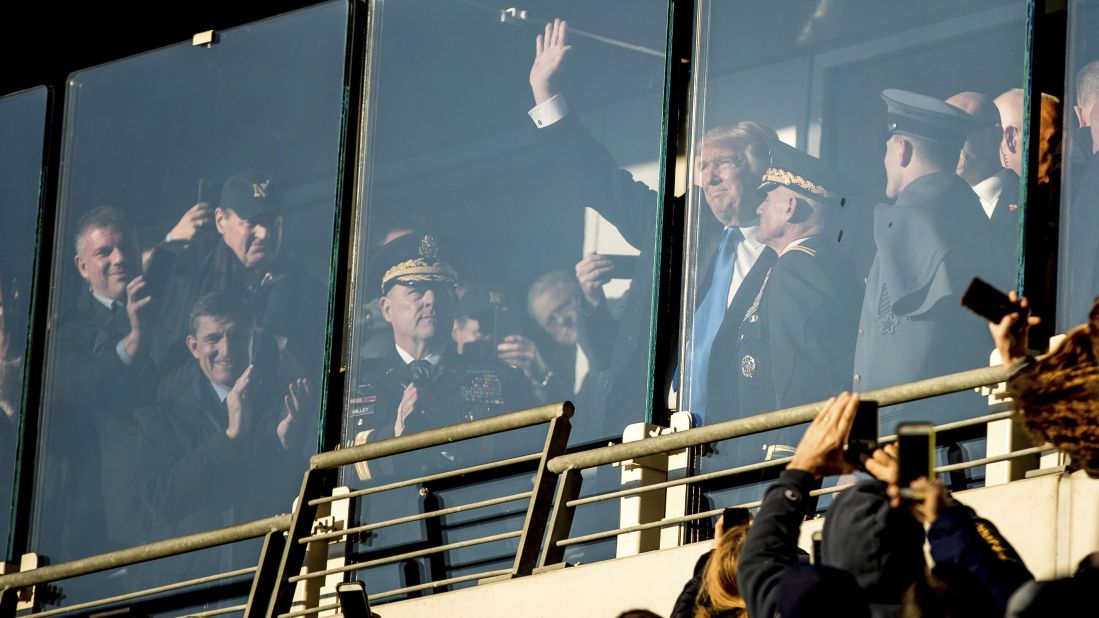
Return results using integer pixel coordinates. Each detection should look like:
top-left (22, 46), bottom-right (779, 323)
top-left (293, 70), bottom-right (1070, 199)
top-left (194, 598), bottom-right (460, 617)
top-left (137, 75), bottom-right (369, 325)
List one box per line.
top-left (1007, 300), bottom-right (1099, 477)
top-left (693, 523), bottom-right (751, 618)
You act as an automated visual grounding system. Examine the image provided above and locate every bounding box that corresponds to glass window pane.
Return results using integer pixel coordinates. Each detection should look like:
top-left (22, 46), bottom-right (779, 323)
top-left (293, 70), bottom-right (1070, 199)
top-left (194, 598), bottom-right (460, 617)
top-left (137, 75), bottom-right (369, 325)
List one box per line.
top-left (681, 0), bottom-right (1028, 483)
top-left (0, 86), bottom-right (48, 557)
top-left (344, 0), bottom-right (671, 596)
top-left (31, 1), bottom-right (348, 607)
top-left (1058, 0), bottom-right (1099, 329)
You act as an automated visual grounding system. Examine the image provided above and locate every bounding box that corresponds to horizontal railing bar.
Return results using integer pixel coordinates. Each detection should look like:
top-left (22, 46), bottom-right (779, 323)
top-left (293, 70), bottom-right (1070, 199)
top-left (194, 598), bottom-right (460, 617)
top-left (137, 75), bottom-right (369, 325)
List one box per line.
top-left (23, 567), bottom-right (255, 618)
top-left (558, 445), bottom-right (1053, 547)
top-left (0, 515), bottom-right (290, 591)
top-left (566, 410), bottom-right (1017, 508)
top-left (367, 568), bottom-right (513, 601)
top-left (186, 603), bottom-right (248, 617)
top-left (288, 531), bottom-right (523, 583)
top-left (936, 445), bottom-right (1051, 473)
top-left (307, 453), bottom-right (543, 506)
top-left (278, 602), bottom-right (340, 618)
top-left (548, 366), bottom-right (1008, 474)
top-left (310, 402), bottom-right (572, 470)
top-left (300, 492), bottom-right (533, 544)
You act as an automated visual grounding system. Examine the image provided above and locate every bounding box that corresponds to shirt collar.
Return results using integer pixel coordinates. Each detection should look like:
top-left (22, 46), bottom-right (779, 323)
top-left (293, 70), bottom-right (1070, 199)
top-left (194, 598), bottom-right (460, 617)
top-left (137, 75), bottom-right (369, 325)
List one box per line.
top-left (91, 291), bottom-right (120, 311)
top-left (210, 381), bottom-right (231, 403)
top-left (973, 174), bottom-right (1004, 219)
top-left (395, 344), bottom-right (441, 367)
top-left (731, 225), bottom-right (763, 251)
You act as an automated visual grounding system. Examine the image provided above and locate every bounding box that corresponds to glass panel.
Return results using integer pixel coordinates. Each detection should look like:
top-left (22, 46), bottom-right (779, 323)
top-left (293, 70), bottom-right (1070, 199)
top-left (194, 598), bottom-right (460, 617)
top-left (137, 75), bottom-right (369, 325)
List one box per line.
top-left (344, 0), bottom-right (671, 596)
top-left (682, 0), bottom-right (1028, 489)
top-left (1058, 0), bottom-right (1099, 329)
top-left (0, 86), bottom-right (48, 557)
top-left (31, 1), bottom-right (348, 607)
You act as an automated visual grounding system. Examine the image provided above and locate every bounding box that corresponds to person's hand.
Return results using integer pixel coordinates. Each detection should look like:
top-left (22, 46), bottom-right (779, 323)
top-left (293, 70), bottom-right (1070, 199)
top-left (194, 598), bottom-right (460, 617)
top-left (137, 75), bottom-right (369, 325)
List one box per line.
top-left (713, 514), bottom-right (726, 540)
top-left (395, 382), bottom-right (419, 437)
top-left (167, 202), bottom-right (213, 242)
top-left (575, 253), bottom-right (614, 309)
top-left (497, 335), bottom-right (549, 382)
top-left (988, 291), bottom-right (1041, 366)
top-left (788, 392), bottom-right (860, 478)
top-left (225, 365), bottom-right (255, 440)
top-left (277, 378), bottom-right (313, 450)
top-left (120, 275), bottom-right (155, 359)
top-left (886, 477), bottom-right (953, 523)
top-left (530, 18), bottom-right (572, 106)
top-left (863, 444), bottom-right (899, 485)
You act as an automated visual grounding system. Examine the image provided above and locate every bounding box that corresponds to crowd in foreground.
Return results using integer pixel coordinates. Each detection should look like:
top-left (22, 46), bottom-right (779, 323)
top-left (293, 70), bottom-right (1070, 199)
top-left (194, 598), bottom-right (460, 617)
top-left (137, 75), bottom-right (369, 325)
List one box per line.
top-left (616, 296), bottom-right (1099, 618)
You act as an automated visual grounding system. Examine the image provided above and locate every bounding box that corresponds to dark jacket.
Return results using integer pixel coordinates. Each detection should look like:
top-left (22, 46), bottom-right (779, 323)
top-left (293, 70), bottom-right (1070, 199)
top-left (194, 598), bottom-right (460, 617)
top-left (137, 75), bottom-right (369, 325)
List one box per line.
top-left (927, 501), bottom-right (1033, 613)
top-left (737, 469), bottom-right (817, 618)
top-left (716, 235), bottom-right (859, 465)
top-left (670, 550), bottom-right (711, 618)
top-left (1062, 152), bottom-right (1099, 326)
top-left (853, 171), bottom-right (1000, 431)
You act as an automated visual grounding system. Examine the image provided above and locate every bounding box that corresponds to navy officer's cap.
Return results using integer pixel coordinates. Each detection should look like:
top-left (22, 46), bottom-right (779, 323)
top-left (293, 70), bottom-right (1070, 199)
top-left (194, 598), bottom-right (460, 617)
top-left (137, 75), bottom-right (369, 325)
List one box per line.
top-left (371, 232), bottom-right (459, 294)
top-left (881, 89), bottom-right (984, 149)
top-left (757, 139), bottom-right (848, 207)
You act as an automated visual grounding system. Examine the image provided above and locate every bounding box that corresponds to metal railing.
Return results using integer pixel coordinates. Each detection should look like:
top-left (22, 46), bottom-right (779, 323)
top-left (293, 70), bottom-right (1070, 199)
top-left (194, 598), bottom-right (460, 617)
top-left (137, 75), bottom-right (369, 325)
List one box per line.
top-left (536, 365), bottom-right (1053, 566)
top-left (0, 364), bottom-right (1064, 617)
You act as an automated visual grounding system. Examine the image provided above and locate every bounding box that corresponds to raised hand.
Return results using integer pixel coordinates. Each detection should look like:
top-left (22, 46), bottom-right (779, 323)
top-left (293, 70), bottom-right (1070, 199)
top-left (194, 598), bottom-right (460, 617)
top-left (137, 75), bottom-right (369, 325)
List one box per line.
top-left (277, 378), bottom-right (314, 450)
top-left (787, 392), bottom-right (860, 478)
top-left (121, 275), bottom-right (155, 359)
top-left (530, 18), bottom-right (572, 106)
top-left (988, 291), bottom-right (1041, 366)
top-left (497, 334), bottom-right (550, 382)
top-left (395, 382), bottom-right (419, 437)
top-left (167, 202), bottom-right (213, 242)
top-left (225, 364), bottom-right (255, 440)
top-left (575, 253), bottom-right (614, 309)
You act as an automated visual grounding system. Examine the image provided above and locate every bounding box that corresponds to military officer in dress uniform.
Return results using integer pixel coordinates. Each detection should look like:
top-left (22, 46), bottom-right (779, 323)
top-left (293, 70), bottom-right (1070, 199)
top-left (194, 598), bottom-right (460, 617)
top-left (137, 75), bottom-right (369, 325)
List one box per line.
top-left (345, 233), bottom-right (539, 478)
top-left (854, 89), bottom-right (999, 432)
top-left (709, 141), bottom-right (860, 466)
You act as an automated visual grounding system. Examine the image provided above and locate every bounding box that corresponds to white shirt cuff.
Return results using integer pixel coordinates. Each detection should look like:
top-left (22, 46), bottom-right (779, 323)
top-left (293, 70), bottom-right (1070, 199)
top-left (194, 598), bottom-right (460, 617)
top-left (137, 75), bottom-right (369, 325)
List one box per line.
top-left (528, 94), bottom-right (570, 128)
top-left (116, 339), bottom-right (134, 366)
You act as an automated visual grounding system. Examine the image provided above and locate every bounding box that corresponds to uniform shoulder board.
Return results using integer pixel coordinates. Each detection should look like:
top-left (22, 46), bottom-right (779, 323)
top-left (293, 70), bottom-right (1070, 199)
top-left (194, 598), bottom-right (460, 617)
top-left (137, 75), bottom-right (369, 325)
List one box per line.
top-left (782, 244), bottom-right (817, 258)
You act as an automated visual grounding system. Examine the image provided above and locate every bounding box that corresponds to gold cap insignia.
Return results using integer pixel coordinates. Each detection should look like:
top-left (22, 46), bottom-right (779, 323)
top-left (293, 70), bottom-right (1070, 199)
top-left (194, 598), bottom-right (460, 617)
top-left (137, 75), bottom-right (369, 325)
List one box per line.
top-left (419, 234), bottom-right (439, 259)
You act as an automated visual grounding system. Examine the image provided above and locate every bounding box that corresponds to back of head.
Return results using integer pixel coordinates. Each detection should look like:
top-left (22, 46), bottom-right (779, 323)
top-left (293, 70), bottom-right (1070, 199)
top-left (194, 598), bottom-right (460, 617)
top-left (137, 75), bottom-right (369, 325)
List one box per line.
top-left (1075, 58), bottom-right (1099, 110)
top-left (774, 564), bottom-right (871, 618)
top-left (821, 480), bottom-right (926, 604)
top-left (693, 524), bottom-right (750, 618)
top-left (902, 565), bottom-right (999, 618)
top-left (1008, 305), bottom-right (1099, 476)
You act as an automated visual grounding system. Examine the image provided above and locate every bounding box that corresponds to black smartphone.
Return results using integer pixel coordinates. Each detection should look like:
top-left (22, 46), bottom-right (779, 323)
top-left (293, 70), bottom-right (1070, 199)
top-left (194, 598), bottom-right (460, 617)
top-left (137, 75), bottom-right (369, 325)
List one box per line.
top-left (844, 400), bottom-right (879, 468)
top-left (961, 277), bottom-right (1025, 323)
top-left (722, 507), bottom-right (750, 530)
top-left (142, 246), bottom-right (177, 301)
top-left (605, 254), bottom-right (639, 279)
top-left (897, 422), bottom-right (935, 499)
top-left (493, 302), bottom-right (521, 344)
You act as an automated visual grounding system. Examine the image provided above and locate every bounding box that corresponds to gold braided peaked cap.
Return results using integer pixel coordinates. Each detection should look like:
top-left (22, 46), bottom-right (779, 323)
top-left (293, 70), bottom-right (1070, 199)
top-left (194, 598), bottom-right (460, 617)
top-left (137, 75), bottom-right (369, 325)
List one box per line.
top-left (379, 234), bottom-right (458, 293)
top-left (760, 167), bottom-right (835, 200)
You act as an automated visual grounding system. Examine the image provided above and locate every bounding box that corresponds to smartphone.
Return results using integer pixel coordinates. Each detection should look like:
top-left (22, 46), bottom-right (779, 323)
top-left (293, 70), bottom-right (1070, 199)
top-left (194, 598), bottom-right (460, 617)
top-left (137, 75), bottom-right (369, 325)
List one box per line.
top-left (897, 422), bottom-right (935, 499)
top-left (142, 246), bottom-right (177, 301)
top-left (844, 399), bottom-right (879, 468)
top-left (961, 277), bottom-right (1025, 323)
top-left (722, 507), bottom-right (750, 530)
top-left (493, 301), bottom-right (521, 344)
top-left (605, 254), bottom-right (639, 279)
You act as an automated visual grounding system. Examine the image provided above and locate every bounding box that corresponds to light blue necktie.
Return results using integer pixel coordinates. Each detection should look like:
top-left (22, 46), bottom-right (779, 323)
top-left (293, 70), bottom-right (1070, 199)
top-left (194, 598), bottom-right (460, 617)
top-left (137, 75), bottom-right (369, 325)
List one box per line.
top-left (689, 228), bottom-right (740, 425)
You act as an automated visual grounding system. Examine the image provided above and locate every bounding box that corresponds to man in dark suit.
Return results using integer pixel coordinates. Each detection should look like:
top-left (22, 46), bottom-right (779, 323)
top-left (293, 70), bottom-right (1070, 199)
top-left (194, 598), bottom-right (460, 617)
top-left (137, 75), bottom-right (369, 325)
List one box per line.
top-left (714, 141), bottom-right (860, 465)
top-left (853, 90), bottom-right (998, 432)
top-left (137, 291), bottom-right (312, 575)
top-left (1061, 59), bottom-right (1099, 326)
top-left (346, 233), bottom-right (538, 478)
top-left (528, 19), bottom-right (776, 433)
top-left (38, 206), bottom-right (158, 557)
top-left (947, 91), bottom-right (1020, 289)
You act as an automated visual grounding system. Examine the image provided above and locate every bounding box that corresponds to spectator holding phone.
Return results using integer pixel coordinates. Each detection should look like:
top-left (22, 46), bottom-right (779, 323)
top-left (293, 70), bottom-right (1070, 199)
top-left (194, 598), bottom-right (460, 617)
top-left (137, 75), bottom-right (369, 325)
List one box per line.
top-left (670, 511), bottom-right (750, 618)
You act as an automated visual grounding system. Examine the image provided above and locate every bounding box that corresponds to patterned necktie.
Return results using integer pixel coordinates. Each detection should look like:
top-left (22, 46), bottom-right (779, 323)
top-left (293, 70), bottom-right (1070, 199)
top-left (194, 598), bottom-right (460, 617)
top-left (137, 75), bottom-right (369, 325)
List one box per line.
top-left (688, 227), bottom-right (741, 425)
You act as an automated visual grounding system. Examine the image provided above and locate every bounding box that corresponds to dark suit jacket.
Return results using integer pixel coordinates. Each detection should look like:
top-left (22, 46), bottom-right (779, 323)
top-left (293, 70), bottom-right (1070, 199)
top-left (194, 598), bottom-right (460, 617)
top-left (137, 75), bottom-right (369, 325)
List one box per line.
top-left (538, 115), bottom-right (766, 433)
top-left (987, 169), bottom-right (1022, 290)
top-left (1063, 152), bottom-right (1099, 326)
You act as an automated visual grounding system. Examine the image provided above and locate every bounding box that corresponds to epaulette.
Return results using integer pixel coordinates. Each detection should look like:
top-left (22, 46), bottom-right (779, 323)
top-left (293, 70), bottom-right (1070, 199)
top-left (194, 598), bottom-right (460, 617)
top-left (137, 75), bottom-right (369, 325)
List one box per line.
top-left (781, 244), bottom-right (817, 258)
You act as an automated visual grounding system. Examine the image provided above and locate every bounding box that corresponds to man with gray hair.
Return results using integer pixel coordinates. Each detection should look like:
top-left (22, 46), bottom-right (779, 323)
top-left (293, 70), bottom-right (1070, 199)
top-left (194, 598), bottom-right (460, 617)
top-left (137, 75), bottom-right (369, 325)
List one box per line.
top-left (1064, 59), bottom-right (1099, 324)
top-left (528, 19), bottom-right (777, 434)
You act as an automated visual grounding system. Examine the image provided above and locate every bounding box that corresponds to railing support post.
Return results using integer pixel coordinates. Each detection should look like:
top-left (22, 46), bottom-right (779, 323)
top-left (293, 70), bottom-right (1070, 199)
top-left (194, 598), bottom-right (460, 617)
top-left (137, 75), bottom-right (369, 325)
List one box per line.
top-left (244, 530), bottom-right (287, 618)
top-left (536, 467), bottom-right (583, 570)
top-left (266, 468), bottom-right (337, 618)
top-left (511, 404), bottom-right (573, 577)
